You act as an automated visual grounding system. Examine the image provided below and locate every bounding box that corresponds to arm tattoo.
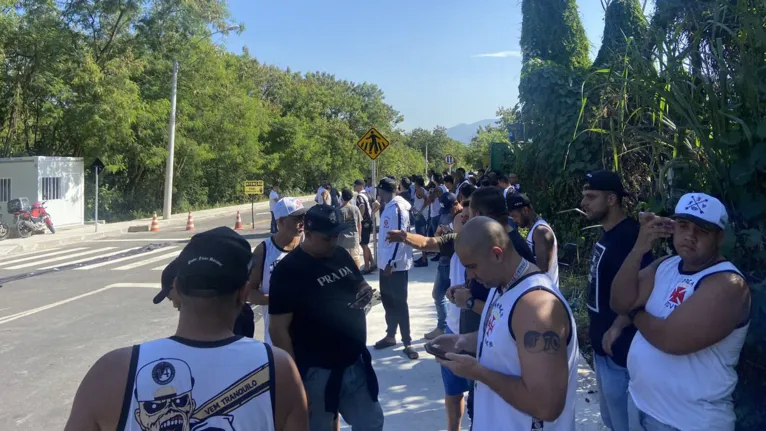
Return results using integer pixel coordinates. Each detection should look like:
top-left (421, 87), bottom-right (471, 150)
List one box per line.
top-left (523, 331), bottom-right (561, 354)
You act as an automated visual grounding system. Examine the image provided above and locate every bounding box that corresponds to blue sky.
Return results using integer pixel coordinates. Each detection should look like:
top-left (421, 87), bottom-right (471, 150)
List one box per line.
top-left (224, 0), bottom-right (631, 131)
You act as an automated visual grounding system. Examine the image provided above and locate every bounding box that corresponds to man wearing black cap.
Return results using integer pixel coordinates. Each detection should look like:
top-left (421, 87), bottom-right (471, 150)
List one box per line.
top-left (374, 177), bottom-right (418, 360)
top-left (155, 258), bottom-right (256, 338)
top-left (507, 193), bottom-right (559, 288)
top-left (268, 205), bottom-right (383, 431)
top-left (65, 227), bottom-right (308, 431)
top-left (580, 170), bottom-right (652, 431)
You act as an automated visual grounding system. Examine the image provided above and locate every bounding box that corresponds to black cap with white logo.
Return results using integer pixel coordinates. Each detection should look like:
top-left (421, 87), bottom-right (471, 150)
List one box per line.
top-left (305, 205), bottom-right (349, 236)
top-left (174, 226), bottom-right (252, 297)
top-left (584, 170), bottom-right (627, 197)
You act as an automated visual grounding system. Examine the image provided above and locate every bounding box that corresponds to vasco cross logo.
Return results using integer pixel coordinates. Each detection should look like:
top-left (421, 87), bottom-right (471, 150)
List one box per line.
top-left (152, 361), bottom-right (175, 385)
top-left (685, 195), bottom-right (708, 214)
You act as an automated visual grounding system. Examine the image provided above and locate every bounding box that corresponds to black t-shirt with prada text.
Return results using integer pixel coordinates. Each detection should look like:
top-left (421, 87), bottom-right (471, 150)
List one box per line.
top-left (269, 246), bottom-right (368, 370)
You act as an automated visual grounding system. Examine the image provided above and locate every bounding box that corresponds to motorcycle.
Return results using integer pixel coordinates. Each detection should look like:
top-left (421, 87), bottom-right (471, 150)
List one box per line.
top-left (9, 198), bottom-right (56, 238)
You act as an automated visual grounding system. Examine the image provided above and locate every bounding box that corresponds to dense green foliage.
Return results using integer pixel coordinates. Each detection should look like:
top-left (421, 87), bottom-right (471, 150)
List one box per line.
top-left (0, 0), bottom-right (465, 221)
top-left (520, 0), bottom-right (590, 69)
top-left (474, 0), bottom-right (765, 427)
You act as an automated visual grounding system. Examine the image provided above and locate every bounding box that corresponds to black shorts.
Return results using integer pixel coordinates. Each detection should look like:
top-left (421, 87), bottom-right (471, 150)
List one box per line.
top-left (360, 225), bottom-right (372, 245)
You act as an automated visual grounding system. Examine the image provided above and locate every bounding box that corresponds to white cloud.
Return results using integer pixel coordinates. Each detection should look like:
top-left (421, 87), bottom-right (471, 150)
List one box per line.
top-left (471, 50), bottom-right (522, 58)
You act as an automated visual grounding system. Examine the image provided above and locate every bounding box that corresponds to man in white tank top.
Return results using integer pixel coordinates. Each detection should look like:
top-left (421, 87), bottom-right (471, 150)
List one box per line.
top-left (64, 227), bottom-right (308, 431)
top-left (430, 217), bottom-right (579, 431)
top-left (248, 197), bottom-right (306, 345)
top-left (506, 193), bottom-right (559, 288)
top-left (611, 193), bottom-right (751, 431)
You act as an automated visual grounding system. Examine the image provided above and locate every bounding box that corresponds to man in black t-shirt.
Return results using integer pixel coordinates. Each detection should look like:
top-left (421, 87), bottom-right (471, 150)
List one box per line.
top-left (581, 170), bottom-right (652, 431)
top-left (269, 205), bottom-right (383, 431)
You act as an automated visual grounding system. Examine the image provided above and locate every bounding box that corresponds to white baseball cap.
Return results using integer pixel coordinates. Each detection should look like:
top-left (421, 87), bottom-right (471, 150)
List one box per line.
top-left (672, 193), bottom-right (728, 230)
top-left (134, 358), bottom-right (193, 402)
top-left (273, 197), bottom-right (307, 220)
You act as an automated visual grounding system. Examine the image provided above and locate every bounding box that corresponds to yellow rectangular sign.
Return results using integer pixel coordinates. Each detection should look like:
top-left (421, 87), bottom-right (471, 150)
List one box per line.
top-left (244, 180), bottom-right (264, 196)
top-left (356, 127), bottom-right (390, 160)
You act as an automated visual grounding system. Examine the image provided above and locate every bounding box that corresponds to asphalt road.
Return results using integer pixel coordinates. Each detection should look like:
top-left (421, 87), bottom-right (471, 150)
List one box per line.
top-left (0, 210), bottom-right (277, 430)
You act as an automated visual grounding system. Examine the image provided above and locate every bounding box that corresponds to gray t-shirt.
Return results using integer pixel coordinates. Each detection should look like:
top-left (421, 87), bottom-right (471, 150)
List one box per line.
top-left (339, 204), bottom-right (361, 249)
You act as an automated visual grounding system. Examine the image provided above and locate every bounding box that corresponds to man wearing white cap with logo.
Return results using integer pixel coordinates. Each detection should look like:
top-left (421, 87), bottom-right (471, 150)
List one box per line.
top-left (248, 197), bottom-right (307, 345)
top-left (611, 193), bottom-right (751, 431)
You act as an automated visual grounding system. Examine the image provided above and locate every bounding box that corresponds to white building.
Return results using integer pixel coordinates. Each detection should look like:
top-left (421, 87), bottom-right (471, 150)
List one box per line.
top-left (0, 156), bottom-right (85, 227)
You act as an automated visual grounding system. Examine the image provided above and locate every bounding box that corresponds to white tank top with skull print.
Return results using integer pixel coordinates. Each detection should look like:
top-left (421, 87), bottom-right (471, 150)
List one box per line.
top-left (120, 336), bottom-right (275, 431)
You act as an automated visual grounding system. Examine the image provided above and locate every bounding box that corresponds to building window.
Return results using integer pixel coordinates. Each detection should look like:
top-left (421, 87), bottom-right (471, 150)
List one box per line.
top-left (42, 177), bottom-right (62, 200)
top-left (0, 178), bottom-right (10, 202)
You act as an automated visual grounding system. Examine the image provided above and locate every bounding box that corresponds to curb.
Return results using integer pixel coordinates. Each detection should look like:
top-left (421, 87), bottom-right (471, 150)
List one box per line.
top-left (0, 195), bottom-right (314, 256)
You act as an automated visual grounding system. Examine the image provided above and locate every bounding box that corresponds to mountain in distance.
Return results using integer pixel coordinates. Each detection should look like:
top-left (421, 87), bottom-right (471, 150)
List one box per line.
top-left (445, 118), bottom-right (499, 143)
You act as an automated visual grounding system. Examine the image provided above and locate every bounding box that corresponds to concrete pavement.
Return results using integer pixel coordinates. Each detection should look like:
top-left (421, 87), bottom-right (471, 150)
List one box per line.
top-left (0, 214), bottom-right (606, 430)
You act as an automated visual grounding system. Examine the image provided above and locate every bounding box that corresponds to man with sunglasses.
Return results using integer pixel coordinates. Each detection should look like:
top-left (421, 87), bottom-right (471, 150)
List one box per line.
top-left (248, 197), bottom-right (307, 344)
top-left (269, 205), bottom-right (383, 431)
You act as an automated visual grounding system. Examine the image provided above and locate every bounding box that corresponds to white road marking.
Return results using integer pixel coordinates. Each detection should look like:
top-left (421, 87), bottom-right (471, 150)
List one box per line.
top-left (90, 238), bottom-right (194, 242)
top-left (0, 283), bottom-right (162, 326)
top-left (113, 250), bottom-right (181, 271)
top-left (5, 247), bottom-right (117, 270)
top-left (37, 247), bottom-right (142, 270)
top-left (0, 248), bottom-right (87, 267)
top-left (0, 247), bottom-right (61, 261)
top-left (75, 246), bottom-right (178, 270)
top-left (151, 265), bottom-right (167, 271)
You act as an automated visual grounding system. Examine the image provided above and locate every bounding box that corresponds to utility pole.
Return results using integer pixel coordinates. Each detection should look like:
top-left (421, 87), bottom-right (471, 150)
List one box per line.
top-left (163, 60), bottom-right (179, 220)
top-left (424, 141), bottom-right (428, 178)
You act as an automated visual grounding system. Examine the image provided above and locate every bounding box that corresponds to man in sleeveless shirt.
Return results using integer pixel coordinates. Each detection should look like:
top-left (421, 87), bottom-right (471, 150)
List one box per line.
top-left (506, 193), bottom-right (560, 288)
top-left (581, 170), bottom-right (653, 431)
top-left (64, 227), bottom-right (308, 431)
top-left (431, 217), bottom-right (579, 430)
top-left (269, 205), bottom-right (383, 431)
top-left (611, 193), bottom-right (751, 431)
top-left (248, 197), bottom-right (306, 344)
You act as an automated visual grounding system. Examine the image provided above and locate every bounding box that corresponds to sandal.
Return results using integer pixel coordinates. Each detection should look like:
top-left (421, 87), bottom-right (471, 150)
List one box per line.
top-left (403, 345), bottom-right (419, 360)
top-left (374, 338), bottom-right (396, 350)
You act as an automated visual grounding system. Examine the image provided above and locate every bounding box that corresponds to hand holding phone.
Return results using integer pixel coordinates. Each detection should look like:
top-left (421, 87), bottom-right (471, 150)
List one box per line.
top-left (424, 343), bottom-right (451, 361)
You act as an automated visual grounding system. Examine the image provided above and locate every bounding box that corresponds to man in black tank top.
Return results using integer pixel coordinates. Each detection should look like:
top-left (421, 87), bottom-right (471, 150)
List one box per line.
top-left (64, 227), bottom-right (308, 431)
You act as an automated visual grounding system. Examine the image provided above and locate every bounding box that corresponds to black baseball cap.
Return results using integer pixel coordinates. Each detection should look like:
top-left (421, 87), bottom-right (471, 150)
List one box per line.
top-left (584, 170), bottom-right (627, 197)
top-left (378, 178), bottom-right (397, 193)
top-left (506, 193), bottom-right (531, 210)
top-left (353, 179), bottom-right (365, 187)
top-left (175, 226), bottom-right (253, 297)
top-left (440, 192), bottom-right (457, 215)
top-left (305, 205), bottom-right (349, 236)
top-left (153, 258), bottom-right (179, 304)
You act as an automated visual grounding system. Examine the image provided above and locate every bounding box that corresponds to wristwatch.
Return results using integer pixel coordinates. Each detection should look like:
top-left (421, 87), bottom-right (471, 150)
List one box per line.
top-left (628, 306), bottom-right (645, 322)
top-left (465, 297), bottom-right (475, 310)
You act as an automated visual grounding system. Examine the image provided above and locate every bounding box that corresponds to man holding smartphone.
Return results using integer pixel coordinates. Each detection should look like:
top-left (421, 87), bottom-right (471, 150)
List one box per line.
top-left (269, 205), bottom-right (383, 431)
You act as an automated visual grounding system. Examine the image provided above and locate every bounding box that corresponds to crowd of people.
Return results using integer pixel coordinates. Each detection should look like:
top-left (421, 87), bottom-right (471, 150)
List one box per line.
top-left (64, 168), bottom-right (752, 431)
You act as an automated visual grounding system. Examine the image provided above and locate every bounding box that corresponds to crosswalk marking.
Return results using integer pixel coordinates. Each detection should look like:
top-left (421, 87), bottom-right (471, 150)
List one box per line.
top-left (0, 248), bottom-right (87, 267)
top-left (6, 247), bottom-right (117, 270)
top-left (76, 246), bottom-right (178, 271)
top-left (113, 250), bottom-right (181, 271)
top-left (38, 247), bottom-right (142, 270)
top-left (151, 264), bottom-right (167, 271)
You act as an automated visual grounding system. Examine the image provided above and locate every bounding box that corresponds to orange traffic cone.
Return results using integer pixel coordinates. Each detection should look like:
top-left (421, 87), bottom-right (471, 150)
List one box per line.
top-left (234, 211), bottom-right (244, 231)
top-left (150, 212), bottom-right (160, 232)
top-left (185, 212), bottom-right (195, 231)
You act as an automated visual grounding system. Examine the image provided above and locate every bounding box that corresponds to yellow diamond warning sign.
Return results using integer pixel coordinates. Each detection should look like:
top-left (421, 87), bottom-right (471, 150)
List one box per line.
top-left (356, 127), bottom-right (390, 160)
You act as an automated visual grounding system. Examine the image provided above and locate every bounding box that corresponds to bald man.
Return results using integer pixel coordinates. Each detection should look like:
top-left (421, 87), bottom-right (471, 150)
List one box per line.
top-left (430, 217), bottom-right (579, 431)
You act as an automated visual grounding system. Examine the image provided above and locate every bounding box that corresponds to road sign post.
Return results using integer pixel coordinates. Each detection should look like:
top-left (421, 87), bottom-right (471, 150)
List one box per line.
top-left (356, 127), bottom-right (391, 268)
top-left (90, 158), bottom-right (105, 233)
top-left (244, 180), bottom-right (264, 230)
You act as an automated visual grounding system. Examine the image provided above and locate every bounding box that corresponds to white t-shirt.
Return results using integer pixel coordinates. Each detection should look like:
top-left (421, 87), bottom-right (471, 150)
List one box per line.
top-left (268, 190), bottom-right (279, 210)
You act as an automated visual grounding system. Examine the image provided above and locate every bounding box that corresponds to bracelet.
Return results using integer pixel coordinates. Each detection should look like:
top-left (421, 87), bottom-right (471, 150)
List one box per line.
top-left (628, 306), bottom-right (645, 322)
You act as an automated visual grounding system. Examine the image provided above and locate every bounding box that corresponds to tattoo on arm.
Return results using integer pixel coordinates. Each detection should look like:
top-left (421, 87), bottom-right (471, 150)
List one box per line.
top-left (523, 331), bottom-right (561, 354)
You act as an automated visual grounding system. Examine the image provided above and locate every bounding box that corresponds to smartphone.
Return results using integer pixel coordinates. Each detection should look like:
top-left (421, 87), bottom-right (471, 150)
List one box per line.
top-left (424, 343), bottom-right (451, 361)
